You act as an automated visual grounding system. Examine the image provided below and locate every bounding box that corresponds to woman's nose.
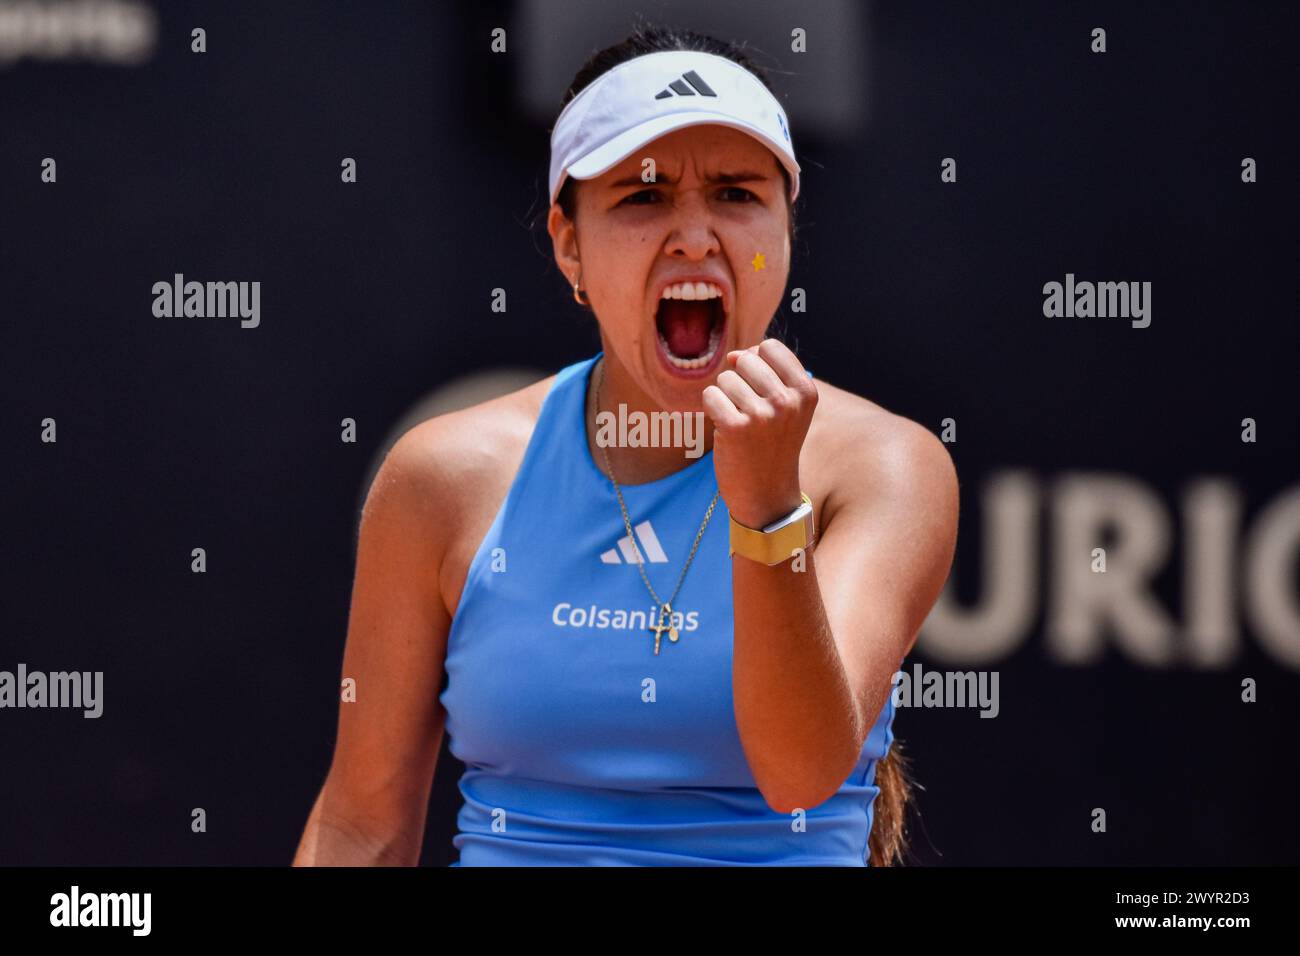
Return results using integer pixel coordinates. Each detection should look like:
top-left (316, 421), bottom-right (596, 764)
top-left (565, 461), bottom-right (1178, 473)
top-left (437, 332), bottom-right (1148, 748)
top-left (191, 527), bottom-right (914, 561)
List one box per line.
top-left (664, 194), bottom-right (720, 259)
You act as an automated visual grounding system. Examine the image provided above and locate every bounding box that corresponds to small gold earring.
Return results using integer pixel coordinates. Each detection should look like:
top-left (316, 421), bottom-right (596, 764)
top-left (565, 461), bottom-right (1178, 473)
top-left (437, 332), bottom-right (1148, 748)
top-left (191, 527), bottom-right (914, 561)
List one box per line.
top-left (573, 269), bottom-right (590, 306)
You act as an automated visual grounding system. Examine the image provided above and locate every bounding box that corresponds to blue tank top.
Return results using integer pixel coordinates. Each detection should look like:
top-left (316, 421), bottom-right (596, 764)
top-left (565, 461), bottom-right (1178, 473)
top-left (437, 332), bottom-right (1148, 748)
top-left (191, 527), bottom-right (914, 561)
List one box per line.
top-left (440, 353), bottom-right (896, 865)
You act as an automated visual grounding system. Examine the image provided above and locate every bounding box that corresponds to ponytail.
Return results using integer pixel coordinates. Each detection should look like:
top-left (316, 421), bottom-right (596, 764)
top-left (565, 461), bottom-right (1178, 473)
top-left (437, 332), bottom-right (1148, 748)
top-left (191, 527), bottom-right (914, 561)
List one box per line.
top-left (867, 738), bottom-right (914, 866)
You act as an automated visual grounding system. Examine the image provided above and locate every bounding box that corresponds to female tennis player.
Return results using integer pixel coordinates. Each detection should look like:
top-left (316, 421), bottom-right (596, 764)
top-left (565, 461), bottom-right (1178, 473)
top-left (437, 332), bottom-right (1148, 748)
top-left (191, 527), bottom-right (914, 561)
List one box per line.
top-left (294, 26), bottom-right (958, 867)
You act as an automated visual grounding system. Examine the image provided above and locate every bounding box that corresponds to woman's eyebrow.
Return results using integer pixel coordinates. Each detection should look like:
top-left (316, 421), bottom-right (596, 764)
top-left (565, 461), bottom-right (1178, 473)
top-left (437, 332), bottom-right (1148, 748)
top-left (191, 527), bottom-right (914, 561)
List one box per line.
top-left (607, 170), bottom-right (772, 188)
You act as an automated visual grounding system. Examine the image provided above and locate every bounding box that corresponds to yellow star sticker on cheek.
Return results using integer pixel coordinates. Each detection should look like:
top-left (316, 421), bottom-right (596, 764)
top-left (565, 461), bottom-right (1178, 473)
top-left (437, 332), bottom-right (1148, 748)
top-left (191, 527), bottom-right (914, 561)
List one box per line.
top-left (751, 252), bottom-right (766, 271)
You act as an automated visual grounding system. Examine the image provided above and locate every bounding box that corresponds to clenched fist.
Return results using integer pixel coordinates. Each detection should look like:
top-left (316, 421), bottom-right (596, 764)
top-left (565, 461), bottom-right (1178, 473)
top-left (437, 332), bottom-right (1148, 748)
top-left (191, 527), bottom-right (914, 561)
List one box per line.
top-left (702, 338), bottom-right (818, 529)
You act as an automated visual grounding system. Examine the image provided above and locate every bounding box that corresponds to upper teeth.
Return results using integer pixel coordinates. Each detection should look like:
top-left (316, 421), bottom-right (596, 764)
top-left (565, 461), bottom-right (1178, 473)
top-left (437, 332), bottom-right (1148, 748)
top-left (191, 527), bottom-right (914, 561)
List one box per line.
top-left (662, 281), bottom-right (723, 303)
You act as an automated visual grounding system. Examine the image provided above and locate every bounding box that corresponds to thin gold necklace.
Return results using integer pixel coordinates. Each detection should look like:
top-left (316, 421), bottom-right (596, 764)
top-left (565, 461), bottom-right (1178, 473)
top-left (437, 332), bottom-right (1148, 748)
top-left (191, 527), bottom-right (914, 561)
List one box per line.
top-left (593, 356), bottom-right (720, 654)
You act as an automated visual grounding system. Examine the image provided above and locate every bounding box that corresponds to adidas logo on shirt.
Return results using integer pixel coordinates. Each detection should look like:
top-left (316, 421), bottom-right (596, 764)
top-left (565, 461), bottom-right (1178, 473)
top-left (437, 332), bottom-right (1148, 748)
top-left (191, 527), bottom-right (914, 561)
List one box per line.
top-left (653, 69), bottom-right (717, 100)
top-left (600, 521), bottom-right (669, 564)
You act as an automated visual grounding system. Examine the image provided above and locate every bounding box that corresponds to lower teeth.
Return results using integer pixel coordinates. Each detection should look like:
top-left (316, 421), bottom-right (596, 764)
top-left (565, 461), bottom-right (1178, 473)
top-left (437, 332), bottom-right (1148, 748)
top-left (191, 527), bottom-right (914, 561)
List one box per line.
top-left (660, 325), bottom-right (722, 369)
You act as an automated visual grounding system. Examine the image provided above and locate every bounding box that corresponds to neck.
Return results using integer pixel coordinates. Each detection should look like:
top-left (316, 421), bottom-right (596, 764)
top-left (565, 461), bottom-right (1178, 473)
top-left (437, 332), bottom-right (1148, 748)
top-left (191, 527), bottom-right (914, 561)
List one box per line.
top-left (585, 351), bottom-right (715, 486)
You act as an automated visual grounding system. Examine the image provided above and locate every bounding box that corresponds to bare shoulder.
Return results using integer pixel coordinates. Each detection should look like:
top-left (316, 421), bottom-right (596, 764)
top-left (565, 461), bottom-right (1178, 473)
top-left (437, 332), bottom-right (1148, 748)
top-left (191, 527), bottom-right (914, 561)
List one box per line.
top-left (805, 377), bottom-right (959, 526)
top-left (368, 373), bottom-right (557, 613)
top-left (386, 374), bottom-right (555, 495)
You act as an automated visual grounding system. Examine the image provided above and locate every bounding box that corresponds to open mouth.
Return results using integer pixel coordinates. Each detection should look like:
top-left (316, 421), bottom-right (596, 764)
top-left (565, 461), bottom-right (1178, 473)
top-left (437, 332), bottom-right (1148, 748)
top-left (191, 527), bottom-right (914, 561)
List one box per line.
top-left (654, 281), bottom-right (726, 373)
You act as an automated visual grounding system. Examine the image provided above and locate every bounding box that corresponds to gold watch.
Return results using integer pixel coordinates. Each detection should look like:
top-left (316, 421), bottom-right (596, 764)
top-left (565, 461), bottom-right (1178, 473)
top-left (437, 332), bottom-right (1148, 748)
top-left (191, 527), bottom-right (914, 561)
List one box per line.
top-left (728, 493), bottom-right (815, 565)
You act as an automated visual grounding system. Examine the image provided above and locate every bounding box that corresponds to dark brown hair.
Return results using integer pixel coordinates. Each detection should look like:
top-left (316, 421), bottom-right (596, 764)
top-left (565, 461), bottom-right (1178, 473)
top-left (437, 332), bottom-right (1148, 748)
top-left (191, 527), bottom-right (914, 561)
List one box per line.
top-left (554, 25), bottom-right (917, 866)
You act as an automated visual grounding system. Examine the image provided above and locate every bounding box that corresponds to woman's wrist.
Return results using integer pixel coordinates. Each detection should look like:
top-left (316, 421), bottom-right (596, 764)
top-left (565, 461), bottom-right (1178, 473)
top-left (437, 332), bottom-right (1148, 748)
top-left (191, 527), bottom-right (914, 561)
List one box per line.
top-left (728, 482), bottom-right (805, 530)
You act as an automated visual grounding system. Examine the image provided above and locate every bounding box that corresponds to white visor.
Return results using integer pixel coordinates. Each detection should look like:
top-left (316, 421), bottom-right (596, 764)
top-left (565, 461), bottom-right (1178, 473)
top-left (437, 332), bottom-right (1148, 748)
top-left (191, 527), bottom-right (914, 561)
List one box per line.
top-left (548, 50), bottom-right (800, 206)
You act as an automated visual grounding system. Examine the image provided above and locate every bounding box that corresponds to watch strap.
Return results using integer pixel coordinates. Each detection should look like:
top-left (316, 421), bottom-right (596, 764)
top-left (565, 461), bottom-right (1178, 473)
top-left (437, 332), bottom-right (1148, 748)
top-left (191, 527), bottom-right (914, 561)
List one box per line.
top-left (728, 493), bottom-right (815, 565)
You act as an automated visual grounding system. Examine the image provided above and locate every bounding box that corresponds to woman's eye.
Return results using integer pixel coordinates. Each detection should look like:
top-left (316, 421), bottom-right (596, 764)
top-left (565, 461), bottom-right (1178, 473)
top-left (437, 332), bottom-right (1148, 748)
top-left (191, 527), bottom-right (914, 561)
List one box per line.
top-left (619, 189), bottom-right (660, 206)
top-left (718, 187), bottom-right (756, 202)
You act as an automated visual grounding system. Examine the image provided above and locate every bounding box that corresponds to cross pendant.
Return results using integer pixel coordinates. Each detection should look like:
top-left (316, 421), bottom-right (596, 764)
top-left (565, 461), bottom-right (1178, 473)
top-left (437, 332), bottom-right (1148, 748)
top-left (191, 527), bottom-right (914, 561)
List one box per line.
top-left (648, 603), bottom-right (680, 655)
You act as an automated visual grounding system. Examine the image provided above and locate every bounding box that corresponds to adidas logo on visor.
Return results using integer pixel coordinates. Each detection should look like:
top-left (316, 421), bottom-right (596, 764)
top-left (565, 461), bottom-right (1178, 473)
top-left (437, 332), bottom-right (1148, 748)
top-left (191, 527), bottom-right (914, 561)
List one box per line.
top-left (601, 520), bottom-right (669, 564)
top-left (653, 70), bottom-right (717, 100)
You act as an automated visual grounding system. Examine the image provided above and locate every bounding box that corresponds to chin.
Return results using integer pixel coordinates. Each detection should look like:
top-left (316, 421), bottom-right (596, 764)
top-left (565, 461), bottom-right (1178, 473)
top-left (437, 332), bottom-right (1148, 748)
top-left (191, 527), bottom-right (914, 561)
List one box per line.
top-left (641, 350), bottom-right (722, 413)
top-left (655, 387), bottom-right (710, 416)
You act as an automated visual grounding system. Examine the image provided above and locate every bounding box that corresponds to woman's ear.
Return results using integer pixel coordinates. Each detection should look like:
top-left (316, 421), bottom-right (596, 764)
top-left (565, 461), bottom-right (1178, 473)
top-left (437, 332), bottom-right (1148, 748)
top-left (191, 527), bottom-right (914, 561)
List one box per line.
top-left (547, 203), bottom-right (581, 286)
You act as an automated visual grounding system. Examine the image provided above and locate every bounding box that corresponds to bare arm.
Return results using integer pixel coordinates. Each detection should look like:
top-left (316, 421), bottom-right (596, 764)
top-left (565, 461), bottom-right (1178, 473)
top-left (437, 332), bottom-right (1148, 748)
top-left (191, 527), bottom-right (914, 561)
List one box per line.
top-left (705, 341), bottom-right (958, 814)
top-left (294, 427), bottom-right (455, 866)
top-left (731, 418), bottom-right (958, 812)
